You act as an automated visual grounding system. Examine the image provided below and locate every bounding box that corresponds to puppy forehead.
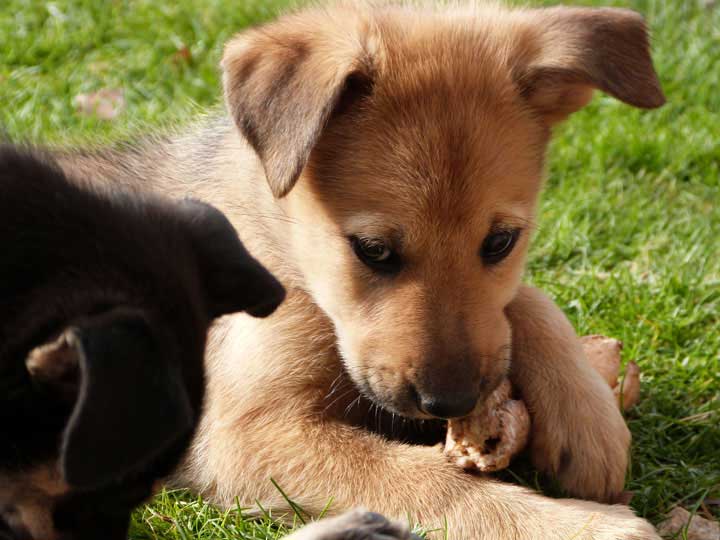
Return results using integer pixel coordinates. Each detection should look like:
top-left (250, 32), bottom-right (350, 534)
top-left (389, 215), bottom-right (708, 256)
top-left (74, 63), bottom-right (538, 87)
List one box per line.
top-left (316, 101), bottom-right (543, 239)
top-left (308, 9), bottom-right (549, 235)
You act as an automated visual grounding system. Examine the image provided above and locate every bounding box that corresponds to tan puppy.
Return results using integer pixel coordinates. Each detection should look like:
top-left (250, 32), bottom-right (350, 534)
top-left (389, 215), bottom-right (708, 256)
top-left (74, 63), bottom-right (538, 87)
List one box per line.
top-left (56, 2), bottom-right (665, 538)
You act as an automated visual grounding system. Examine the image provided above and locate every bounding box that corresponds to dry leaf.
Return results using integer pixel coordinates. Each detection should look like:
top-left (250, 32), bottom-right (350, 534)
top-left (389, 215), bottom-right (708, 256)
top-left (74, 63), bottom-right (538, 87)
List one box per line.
top-left (581, 334), bottom-right (622, 387)
top-left (615, 361), bottom-right (641, 411)
top-left (658, 506), bottom-right (719, 540)
top-left (173, 46), bottom-right (192, 64)
top-left (73, 88), bottom-right (125, 120)
top-left (580, 335), bottom-right (642, 411)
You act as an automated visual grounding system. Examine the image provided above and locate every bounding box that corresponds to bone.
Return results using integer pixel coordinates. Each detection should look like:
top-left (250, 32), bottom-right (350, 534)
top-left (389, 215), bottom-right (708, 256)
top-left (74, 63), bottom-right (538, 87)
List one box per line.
top-left (444, 334), bottom-right (642, 472)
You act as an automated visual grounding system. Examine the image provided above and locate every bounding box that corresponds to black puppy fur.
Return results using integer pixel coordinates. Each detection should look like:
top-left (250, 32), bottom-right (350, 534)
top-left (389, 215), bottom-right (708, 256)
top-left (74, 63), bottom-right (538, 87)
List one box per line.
top-left (0, 146), bottom-right (285, 540)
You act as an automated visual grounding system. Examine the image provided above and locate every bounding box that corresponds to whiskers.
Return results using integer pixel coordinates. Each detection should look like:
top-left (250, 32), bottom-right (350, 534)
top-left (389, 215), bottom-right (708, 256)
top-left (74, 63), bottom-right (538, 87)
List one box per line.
top-left (343, 395), bottom-right (362, 418)
top-left (322, 370), bottom-right (370, 420)
top-left (321, 371), bottom-right (356, 415)
top-left (363, 397), bottom-right (442, 444)
top-left (320, 368), bottom-right (445, 445)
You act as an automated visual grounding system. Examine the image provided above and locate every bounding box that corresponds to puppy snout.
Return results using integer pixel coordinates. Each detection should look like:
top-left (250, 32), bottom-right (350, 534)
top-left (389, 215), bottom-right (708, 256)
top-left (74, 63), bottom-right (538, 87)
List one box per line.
top-left (414, 387), bottom-right (478, 419)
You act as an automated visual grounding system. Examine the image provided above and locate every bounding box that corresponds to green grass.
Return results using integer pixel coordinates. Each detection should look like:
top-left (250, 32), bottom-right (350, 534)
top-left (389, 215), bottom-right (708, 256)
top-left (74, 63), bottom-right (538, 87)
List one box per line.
top-left (1, 0), bottom-right (718, 538)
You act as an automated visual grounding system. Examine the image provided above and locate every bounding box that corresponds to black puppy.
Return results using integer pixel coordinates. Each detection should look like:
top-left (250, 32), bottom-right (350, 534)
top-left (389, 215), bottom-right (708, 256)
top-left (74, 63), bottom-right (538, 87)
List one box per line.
top-left (0, 146), bottom-right (285, 540)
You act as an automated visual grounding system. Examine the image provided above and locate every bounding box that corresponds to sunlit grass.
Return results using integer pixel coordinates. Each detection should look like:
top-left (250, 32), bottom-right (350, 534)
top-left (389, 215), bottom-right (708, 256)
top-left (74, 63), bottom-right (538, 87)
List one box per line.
top-left (1, 0), bottom-right (717, 537)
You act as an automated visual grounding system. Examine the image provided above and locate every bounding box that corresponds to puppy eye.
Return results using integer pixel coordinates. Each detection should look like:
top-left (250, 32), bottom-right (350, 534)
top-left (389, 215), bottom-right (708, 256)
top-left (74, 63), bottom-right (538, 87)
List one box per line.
top-left (350, 236), bottom-right (401, 273)
top-left (480, 229), bottom-right (520, 265)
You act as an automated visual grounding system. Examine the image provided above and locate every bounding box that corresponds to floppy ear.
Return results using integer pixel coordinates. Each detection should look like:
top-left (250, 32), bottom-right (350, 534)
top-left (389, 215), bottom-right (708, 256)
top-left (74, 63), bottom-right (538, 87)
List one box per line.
top-left (514, 7), bottom-right (665, 125)
top-left (221, 10), bottom-right (375, 198)
top-left (60, 309), bottom-right (193, 489)
top-left (178, 199), bottom-right (286, 318)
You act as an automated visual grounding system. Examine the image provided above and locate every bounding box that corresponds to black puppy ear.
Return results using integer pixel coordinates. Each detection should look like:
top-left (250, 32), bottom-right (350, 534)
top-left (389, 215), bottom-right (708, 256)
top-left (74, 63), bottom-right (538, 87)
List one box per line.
top-left (178, 199), bottom-right (286, 319)
top-left (61, 309), bottom-right (193, 489)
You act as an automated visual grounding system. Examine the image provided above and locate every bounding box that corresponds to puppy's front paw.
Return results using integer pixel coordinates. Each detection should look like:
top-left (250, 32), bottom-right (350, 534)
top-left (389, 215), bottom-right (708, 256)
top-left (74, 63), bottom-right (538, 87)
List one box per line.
top-left (549, 499), bottom-right (660, 540)
top-left (530, 381), bottom-right (631, 502)
top-left (285, 509), bottom-right (419, 540)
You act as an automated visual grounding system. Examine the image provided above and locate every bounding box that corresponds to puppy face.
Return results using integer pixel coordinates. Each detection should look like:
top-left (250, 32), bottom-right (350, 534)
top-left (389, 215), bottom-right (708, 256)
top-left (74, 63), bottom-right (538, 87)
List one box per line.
top-left (225, 3), bottom-right (664, 418)
top-left (295, 82), bottom-right (545, 418)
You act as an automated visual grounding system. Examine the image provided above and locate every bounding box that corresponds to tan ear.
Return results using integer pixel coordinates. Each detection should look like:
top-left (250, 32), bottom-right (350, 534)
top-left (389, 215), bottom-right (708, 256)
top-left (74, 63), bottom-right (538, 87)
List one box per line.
top-left (26, 330), bottom-right (81, 402)
top-left (514, 7), bottom-right (665, 124)
top-left (221, 9), bottom-right (376, 198)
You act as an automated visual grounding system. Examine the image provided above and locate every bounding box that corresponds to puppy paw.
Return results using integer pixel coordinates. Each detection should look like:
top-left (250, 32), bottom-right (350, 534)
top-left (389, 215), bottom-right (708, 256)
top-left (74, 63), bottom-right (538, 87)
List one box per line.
top-left (548, 499), bottom-right (660, 540)
top-left (529, 382), bottom-right (631, 502)
top-left (284, 509), bottom-right (420, 540)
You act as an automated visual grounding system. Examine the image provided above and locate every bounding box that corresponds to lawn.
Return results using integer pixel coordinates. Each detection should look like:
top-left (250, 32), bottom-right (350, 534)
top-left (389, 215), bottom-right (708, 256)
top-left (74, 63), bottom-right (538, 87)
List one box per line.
top-left (1, 0), bottom-right (718, 538)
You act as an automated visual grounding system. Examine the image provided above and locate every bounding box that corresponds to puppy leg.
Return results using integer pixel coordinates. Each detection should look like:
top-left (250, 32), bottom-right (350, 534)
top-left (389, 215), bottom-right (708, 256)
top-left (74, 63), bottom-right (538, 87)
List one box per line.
top-left (506, 285), bottom-right (631, 502)
top-left (183, 403), bottom-right (656, 540)
top-left (283, 509), bottom-right (419, 540)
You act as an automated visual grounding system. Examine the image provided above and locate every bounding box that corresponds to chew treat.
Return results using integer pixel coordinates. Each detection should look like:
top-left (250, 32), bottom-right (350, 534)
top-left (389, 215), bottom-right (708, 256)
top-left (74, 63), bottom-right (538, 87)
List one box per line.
top-left (444, 379), bottom-right (530, 472)
top-left (444, 334), bottom-right (643, 473)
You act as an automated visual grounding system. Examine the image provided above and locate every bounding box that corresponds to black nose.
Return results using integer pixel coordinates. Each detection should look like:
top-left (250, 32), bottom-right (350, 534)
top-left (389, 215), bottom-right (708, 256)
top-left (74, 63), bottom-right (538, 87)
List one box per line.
top-left (416, 390), bottom-right (478, 419)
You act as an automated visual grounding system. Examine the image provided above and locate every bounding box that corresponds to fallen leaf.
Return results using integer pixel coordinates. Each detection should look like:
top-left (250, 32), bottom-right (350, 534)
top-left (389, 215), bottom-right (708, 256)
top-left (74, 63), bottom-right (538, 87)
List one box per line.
top-left (581, 335), bottom-right (622, 387)
top-left (172, 45), bottom-right (192, 64)
top-left (73, 88), bottom-right (125, 120)
top-left (614, 361), bottom-right (641, 411)
top-left (581, 335), bottom-right (642, 411)
top-left (658, 506), bottom-right (719, 540)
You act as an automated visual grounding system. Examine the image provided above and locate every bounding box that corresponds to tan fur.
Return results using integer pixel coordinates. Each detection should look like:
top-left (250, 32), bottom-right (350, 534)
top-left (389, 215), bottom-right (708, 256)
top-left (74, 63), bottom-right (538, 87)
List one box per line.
top-left (54, 2), bottom-right (665, 538)
top-left (0, 464), bottom-right (68, 540)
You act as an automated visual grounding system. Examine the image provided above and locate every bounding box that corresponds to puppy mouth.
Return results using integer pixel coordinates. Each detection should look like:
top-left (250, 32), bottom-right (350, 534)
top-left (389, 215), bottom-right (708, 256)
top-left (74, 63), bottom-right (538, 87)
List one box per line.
top-left (335, 374), bottom-right (448, 446)
top-left (335, 345), bottom-right (511, 421)
top-left (334, 362), bottom-right (506, 446)
top-left (352, 370), bottom-right (509, 422)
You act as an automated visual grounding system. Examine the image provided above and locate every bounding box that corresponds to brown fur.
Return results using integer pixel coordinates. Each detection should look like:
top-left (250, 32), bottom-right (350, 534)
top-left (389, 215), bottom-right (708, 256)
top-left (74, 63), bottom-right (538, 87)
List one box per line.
top-left (54, 2), bottom-right (665, 538)
top-left (0, 465), bottom-right (68, 540)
